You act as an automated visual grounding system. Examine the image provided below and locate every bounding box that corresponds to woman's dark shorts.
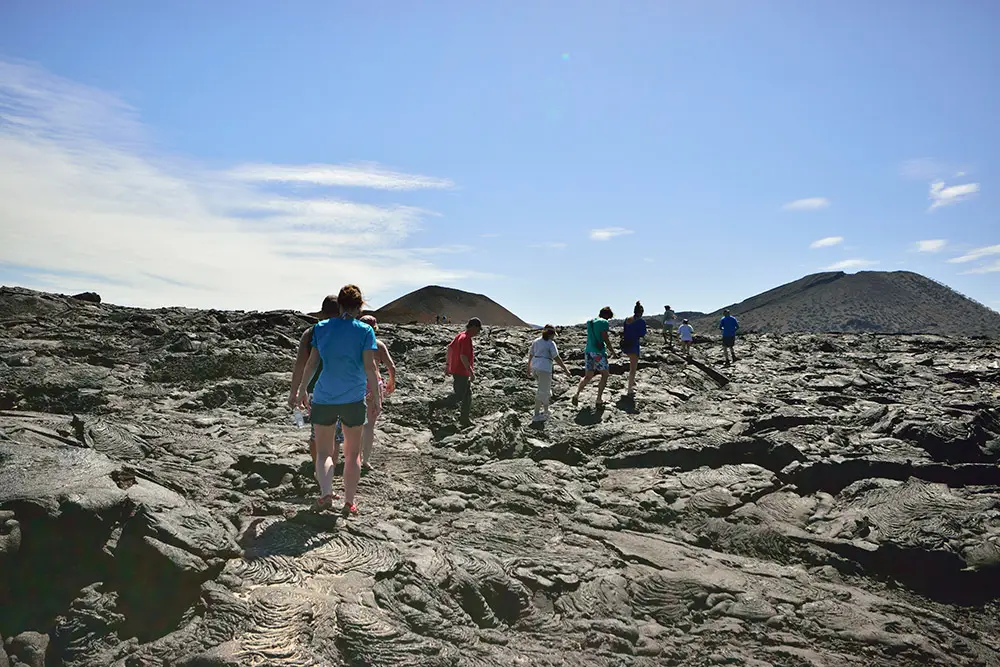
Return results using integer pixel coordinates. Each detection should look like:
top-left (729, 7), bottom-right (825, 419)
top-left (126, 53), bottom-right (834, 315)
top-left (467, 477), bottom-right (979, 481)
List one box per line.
top-left (722, 335), bottom-right (736, 348)
top-left (311, 401), bottom-right (367, 428)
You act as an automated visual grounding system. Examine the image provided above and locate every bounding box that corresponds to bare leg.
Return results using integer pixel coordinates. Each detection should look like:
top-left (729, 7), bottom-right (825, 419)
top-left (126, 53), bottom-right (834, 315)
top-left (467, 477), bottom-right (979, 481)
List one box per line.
top-left (574, 371), bottom-right (595, 401)
top-left (361, 395), bottom-right (381, 468)
top-left (342, 424), bottom-right (363, 507)
top-left (596, 370), bottom-right (609, 404)
top-left (313, 424), bottom-right (339, 500)
top-left (626, 353), bottom-right (638, 394)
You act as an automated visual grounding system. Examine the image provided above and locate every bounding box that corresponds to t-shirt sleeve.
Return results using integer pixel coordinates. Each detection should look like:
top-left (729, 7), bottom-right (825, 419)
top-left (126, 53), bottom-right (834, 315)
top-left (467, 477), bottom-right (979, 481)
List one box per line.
top-left (461, 335), bottom-right (474, 359)
top-left (639, 320), bottom-right (647, 336)
top-left (551, 341), bottom-right (559, 358)
top-left (363, 326), bottom-right (377, 351)
top-left (597, 320), bottom-right (609, 336)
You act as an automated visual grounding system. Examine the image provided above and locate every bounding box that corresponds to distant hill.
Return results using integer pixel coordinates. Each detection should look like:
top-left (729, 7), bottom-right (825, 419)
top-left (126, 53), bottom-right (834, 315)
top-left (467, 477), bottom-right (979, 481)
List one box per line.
top-left (690, 271), bottom-right (1000, 336)
top-left (373, 285), bottom-right (527, 326)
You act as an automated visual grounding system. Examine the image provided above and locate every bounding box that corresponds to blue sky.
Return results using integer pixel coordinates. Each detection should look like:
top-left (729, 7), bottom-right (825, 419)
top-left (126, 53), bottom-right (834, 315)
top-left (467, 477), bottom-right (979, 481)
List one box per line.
top-left (1, 0), bottom-right (997, 324)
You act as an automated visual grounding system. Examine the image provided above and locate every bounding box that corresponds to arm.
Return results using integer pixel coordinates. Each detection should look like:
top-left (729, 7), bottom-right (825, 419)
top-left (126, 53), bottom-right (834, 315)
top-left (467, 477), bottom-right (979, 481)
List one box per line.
top-left (287, 328), bottom-right (313, 407)
top-left (526, 344), bottom-right (534, 376)
top-left (460, 354), bottom-right (473, 376)
top-left (378, 340), bottom-right (397, 394)
top-left (363, 349), bottom-right (381, 412)
top-left (555, 355), bottom-right (571, 375)
top-left (601, 330), bottom-right (617, 356)
top-left (296, 347), bottom-right (321, 408)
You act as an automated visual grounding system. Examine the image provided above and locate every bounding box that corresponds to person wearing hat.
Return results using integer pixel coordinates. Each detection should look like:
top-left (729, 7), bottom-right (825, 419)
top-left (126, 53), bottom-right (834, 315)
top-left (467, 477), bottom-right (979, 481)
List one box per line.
top-left (525, 324), bottom-right (571, 422)
top-left (358, 314), bottom-right (397, 473)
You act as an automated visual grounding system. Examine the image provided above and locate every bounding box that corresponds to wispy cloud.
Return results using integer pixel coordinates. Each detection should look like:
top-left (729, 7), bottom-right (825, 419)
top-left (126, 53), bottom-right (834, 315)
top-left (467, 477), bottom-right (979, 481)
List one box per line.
top-left (824, 259), bottom-right (879, 271)
top-left (901, 158), bottom-right (959, 181)
top-left (960, 260), bottom-right (1000, 275)
top-left (809, 236), bottom-right (843, 249)
top-left (0, 59), bottom-right (476, 311)
top-left (529, 242), bottom-right (567, 249)
top-left (929, 180), bottom-right (979, 211)
top-left (948, 244), bottom-right (1000, 264)
top-left (229, 163), bottom-right (455, 190)
top-left (913, 239), bottom-right (947, 253)
top-left (783, 197), bottom-right (830, 211)
top-left (589, 227), bottom-right (633, 241)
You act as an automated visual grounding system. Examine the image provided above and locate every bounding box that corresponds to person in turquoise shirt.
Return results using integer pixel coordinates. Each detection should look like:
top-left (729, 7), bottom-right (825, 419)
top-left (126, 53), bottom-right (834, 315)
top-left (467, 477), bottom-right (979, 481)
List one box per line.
top-left (572, 306), bottom-right (617, 408)
top-left (293, 284), bottom-right (380, 518)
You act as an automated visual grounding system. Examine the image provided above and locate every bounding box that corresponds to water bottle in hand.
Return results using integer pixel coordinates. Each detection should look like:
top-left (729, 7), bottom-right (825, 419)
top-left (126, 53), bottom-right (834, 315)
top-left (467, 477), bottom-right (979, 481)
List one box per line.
top-left (293, 408), bottom-right (305, 428)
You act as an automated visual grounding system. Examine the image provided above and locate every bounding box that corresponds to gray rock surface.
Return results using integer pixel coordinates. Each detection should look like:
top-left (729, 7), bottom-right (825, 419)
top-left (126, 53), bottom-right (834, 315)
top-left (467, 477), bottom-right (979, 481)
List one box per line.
top-left (2, 285), bottom-right (1000, 665)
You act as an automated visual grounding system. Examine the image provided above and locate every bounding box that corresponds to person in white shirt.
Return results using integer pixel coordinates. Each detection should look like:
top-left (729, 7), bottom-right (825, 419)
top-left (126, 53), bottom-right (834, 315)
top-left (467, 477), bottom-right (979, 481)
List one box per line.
top-left (525, 324), bottom-right (571, 422)
top-left (677, 319), bottom-right (694, 358)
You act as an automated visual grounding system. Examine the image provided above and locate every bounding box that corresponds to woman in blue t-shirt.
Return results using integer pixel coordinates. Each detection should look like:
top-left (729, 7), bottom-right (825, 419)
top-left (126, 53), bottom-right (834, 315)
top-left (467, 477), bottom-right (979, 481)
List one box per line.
top-left (621, 301), bottom-right (648, 397)
top-left (294, 284), bottom-right (381, 517)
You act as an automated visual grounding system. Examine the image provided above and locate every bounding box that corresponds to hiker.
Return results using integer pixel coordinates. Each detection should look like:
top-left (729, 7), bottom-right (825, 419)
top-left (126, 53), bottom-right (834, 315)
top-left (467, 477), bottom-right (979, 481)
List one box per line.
top-left (678, 318), bottom-right (694, 358)
top-left (287, 295), bottom-right (341, 472)
top-left (358, 315), bottom-right (397, 472)
top-left (293, 284), bottom-right (380, 517)
top-left (428, 317), bottom-right (482, 427)
top-left (662, 304), bottom-right (676, 348)
top-left (525, 324), bottom-right (571, 422)
top-left (572, 306), bottom-right (617, 408)
top-left (719, 309), bottom-right (740, 365)
top-left (621, 301), bottom-right (648, 396)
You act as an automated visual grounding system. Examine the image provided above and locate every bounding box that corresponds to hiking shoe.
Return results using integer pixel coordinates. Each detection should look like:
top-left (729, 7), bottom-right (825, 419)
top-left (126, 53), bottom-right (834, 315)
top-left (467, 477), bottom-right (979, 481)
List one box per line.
top-left (361, 463), bottom-right (374, 474)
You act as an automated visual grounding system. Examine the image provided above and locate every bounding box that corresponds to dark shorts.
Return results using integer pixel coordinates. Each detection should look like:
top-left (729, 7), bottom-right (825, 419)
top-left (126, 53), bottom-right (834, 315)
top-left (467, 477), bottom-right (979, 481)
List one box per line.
top-left (311, 401), bottom-right (367, 428)
top-left (621, 340), bottom-right (640, 356)
top-left (722, 335), bottom-right (736, 348)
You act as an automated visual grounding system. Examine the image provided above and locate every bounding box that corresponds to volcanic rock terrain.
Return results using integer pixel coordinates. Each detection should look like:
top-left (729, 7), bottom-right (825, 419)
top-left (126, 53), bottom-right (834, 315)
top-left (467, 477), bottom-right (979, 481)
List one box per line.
top-left (2, 285), bottom-right (1000, 666)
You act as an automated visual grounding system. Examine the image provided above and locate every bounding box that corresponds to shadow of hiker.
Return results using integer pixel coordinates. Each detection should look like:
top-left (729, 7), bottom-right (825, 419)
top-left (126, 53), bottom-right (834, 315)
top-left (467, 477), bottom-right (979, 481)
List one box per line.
top-left (574, 405), bottom-right (605, 426)
top-left (240, 513), bottom-right (339, 560)
top-left (616, 394), bottom-right (638, 414)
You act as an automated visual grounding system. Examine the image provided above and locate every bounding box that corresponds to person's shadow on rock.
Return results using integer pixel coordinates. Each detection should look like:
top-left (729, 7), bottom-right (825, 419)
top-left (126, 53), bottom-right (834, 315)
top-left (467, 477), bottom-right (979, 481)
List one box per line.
top-left (574, 405), bottom-right (605, 426)
top-left (242, 514), bottom-right (339, 556)
top-left (616, 394), bottom-right (638, 414)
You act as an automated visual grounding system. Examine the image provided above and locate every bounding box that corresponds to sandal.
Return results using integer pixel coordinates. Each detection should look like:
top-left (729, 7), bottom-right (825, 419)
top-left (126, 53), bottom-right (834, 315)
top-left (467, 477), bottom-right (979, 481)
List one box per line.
top-left (314, 494), bottom-right (336, 512)
top-left (341, 502), bottom-right (358, 519)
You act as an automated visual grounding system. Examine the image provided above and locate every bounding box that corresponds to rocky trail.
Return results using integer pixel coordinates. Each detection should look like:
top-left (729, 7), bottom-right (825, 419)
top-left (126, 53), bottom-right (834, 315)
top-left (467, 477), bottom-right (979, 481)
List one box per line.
top-left (2, 286), bottom-right (1000, 666)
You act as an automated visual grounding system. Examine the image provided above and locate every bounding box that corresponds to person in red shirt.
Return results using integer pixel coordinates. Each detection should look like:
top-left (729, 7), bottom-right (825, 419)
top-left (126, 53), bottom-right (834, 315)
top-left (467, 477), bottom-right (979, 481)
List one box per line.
top-left (428, 317), bottom-right (482, 426)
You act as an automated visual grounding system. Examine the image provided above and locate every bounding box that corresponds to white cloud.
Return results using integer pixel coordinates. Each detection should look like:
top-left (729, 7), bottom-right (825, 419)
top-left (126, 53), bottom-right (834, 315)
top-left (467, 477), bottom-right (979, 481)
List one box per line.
top-left (783, 197), bottom-right (830, 211)
top-left (824, 259), bottom-right (880, 271)
top-left (961, 260), bottom-right (1000, 275)
top-left (529, 242), bottom-right (567, 249)
top-left (589, 227), bottom-right (633, 241)
top-left (809, 236), bottom-right (843, 249)
top-left (914, 239), bottom-right (947, 253)
top-left (947, 244), bottom-right (1000, 264)
top-left (0, 59), bottom-right (477, 312)
top-left (229, 163), bottom-right (454, 190)
top-left (929, 180), bottom-right (979, 211)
